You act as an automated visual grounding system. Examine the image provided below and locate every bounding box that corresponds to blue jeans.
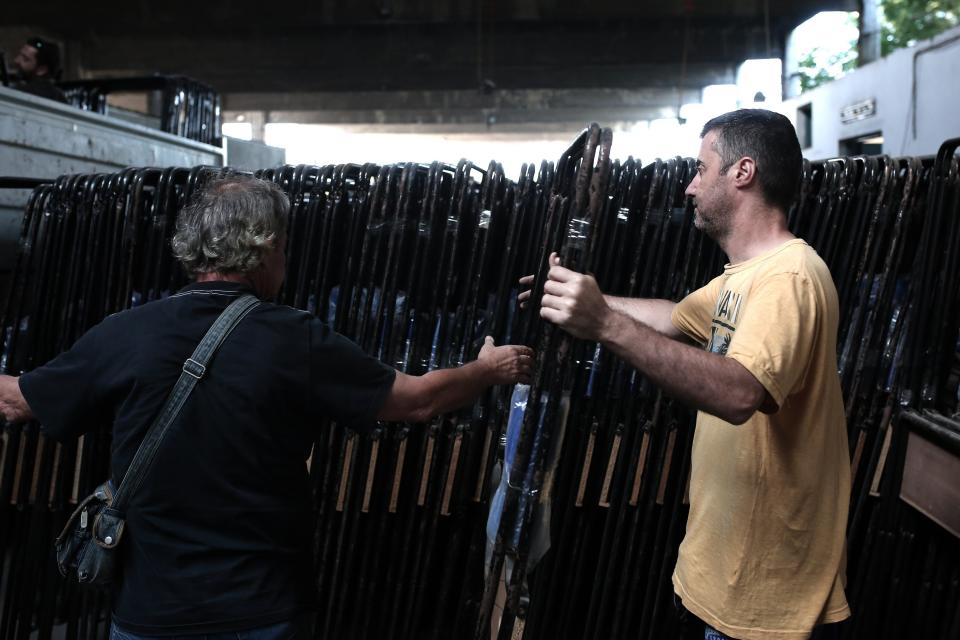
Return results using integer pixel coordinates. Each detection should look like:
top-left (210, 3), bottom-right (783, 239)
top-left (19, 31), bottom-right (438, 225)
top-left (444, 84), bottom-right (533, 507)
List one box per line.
top-left (700, 620), bottom-right (843, 640)
top-left (675, 594), bottom-right (844, 640)
top-left (110, 613), bottom-right (315, 640)
top-left (703, 622), bottom-right (843, 640)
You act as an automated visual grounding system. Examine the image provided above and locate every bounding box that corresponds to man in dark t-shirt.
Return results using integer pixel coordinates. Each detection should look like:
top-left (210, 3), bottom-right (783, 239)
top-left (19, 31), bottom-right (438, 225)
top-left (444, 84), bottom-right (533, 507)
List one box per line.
top-left (0, 177), bottom-right (533, 639)
top-left (10, 37), bottom-right (67, 103)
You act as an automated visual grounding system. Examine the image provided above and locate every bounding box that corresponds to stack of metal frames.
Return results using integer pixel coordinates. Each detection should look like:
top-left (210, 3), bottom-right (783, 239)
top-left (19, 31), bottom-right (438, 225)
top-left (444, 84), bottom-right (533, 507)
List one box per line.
top-left (0, 131), bottom-right (958, 640)
top-left (0, 166), bottom-right (229, 640)
top-left (59, 76), bottom-right (222, 146)
top-left (792, 141), bottom-right (960, 640)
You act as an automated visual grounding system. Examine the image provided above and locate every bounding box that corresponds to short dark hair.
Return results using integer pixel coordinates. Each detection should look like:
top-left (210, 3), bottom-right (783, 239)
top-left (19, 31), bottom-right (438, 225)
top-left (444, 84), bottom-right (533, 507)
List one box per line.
top-left (28, 37), bottom-right (61, 75)
top-left (700, 109), bottom-right (802, 212)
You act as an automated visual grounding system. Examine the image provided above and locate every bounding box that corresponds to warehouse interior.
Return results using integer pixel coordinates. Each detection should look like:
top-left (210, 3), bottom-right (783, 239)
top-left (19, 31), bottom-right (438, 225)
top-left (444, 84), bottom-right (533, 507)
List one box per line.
top-left (1, 1), bottom-right (959, 639)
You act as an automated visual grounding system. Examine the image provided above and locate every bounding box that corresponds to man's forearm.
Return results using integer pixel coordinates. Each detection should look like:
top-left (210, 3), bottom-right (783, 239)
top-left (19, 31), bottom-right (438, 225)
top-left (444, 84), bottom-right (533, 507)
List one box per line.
top-left (598, 312), bottom-right (763, 424)
top-left (381, 361), bottom-right (497, 424)
top-left (538, 260), bottom-right (761, 421)
top-left (379, 339), bottom-right (531, 423)
top-left (417, 360), bottom-right (496, 419)
top-left (603, 296), bottom-right (681, 338)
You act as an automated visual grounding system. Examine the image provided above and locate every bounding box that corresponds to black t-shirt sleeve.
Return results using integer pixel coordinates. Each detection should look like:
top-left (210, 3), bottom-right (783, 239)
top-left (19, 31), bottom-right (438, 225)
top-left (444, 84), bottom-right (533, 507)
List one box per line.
top-left (308, 319), bottom-right (396, 433)
top-left (18, 319), bottom-right (115, 441)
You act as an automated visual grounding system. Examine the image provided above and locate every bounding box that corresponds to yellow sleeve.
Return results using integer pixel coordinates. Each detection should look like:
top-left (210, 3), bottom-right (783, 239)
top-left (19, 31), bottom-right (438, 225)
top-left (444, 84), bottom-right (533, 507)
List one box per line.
top-left (725, 273), bottom-right (818, 408)
top-left (671, 277), bottom-right (723, 346)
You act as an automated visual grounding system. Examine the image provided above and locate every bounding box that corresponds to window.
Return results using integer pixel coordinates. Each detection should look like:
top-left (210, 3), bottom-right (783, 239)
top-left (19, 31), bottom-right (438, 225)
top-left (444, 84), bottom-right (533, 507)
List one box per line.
top-left (839, 132), bottom-right (883, 156)
top-left (797, 104), bottom-right (813, 149)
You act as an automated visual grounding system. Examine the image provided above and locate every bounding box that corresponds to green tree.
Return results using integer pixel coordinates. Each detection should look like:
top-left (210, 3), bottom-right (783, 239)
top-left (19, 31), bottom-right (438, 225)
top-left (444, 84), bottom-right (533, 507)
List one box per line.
top-left (881, 0), bottom-right (960, 55)
top-left (797, 44), bottom-right (859, 92)
top-left (796, 13), bottom-right (859, 92)
top-left (796, 1), bottom-right (960, 93)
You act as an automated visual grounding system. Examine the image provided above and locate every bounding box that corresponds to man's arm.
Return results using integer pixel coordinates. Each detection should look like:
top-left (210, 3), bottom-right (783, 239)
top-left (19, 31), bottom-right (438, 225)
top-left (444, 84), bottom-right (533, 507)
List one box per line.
top-left (603, 296), bottom-right (682, 339)
top-left (377, 337), bottom-right (533, 423)
top-left (519, 255), bottom-right (683, 340)
top-left (598, 314), bottom-right (770, 424)
top-left (0, 375), bottom-right (34, 424)
top-left (540, 263), bottom-right (772, 425)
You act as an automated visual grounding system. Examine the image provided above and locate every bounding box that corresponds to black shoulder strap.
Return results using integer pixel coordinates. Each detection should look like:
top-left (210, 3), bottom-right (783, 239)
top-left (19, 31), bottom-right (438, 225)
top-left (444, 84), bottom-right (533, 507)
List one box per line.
top-left (111, 294), bottom-right (260, 511)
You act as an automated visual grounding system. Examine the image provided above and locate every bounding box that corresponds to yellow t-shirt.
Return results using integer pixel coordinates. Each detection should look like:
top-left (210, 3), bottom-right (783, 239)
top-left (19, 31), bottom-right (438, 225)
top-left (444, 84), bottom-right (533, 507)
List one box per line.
top-left (670, 239), bottom-right (851, 640)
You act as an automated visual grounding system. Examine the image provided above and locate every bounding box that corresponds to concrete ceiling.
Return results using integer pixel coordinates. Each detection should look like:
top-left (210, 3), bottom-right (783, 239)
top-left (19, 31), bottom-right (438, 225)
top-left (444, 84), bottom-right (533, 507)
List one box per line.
top-left (4, 0), bottom-right (857, 127)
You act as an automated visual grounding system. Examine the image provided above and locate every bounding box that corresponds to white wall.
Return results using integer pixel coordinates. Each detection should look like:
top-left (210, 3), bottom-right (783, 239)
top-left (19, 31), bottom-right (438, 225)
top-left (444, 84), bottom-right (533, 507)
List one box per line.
top-left (224, 136), bottom-right (286, 171)
top-left (781, 24), bottom-right (960, 160)
top-left (0, 86), bottom-right (223, 271)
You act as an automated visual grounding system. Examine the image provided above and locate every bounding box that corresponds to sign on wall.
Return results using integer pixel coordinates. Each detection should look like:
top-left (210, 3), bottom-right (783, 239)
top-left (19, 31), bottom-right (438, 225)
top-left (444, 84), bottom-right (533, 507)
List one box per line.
top-left (841, 98), bottom-right (877, 124)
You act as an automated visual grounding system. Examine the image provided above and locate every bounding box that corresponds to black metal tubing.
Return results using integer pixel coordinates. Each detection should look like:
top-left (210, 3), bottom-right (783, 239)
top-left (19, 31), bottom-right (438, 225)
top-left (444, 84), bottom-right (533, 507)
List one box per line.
top-left (59, 76), bottom-right (222, 146)
top-left (0, 177), bottom-right (55, 189)
top-left (900, 410), bottom-right (960, 456)
top-left (3, 134), bottom-right (960, 640)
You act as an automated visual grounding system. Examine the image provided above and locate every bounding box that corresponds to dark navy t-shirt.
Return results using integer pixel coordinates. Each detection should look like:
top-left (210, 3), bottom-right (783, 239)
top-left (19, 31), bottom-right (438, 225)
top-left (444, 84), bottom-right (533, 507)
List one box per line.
top-left (19, 281), bottom-right (396, 634)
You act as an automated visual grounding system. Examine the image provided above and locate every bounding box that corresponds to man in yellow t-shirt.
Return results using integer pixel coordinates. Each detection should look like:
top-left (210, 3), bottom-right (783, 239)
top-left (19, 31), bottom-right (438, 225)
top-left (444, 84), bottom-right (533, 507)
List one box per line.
top-left (526, 109), bottom-right (850, 639)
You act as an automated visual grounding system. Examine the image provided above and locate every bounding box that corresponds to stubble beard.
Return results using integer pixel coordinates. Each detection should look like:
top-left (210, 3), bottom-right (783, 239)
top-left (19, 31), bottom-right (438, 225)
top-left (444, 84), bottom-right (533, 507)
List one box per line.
top-left (694, 201), bottom-right (732, 242)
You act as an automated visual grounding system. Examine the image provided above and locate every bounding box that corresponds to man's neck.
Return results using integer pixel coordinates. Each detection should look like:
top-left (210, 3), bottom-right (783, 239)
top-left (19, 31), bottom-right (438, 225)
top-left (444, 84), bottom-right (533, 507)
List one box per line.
top-left (195, 271), bottom-right (254, 287)
top-left (717, 204), bottom-right (796, 264)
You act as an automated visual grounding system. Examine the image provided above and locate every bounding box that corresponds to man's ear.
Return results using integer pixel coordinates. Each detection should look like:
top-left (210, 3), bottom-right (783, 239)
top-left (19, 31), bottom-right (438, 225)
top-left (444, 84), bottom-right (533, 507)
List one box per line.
top-left (732, 157), bottom-right (758, 189)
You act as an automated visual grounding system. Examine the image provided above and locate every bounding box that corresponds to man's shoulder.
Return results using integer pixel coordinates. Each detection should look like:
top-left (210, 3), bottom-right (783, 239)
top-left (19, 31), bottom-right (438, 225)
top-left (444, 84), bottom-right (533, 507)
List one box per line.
top-left (99, 293), bottom-right (325, 339)
top-left (744, 242), bottom-right (839, 316)
top-left (99, 291), bottom-right (304, 322)
top-left (74, 297), bottom-right (179, 346)
top-left (18, 79), bottom-right (68, 103)
top-left (253, 300), bottom-right (319, 325)
top-left (750, 240), bottom-right (830, 282)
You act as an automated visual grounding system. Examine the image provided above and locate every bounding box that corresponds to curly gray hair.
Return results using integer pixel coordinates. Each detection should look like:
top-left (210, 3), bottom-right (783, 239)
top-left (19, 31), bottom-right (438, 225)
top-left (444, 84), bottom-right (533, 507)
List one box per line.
top-left (171, 176), bottom-right (289, 276)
